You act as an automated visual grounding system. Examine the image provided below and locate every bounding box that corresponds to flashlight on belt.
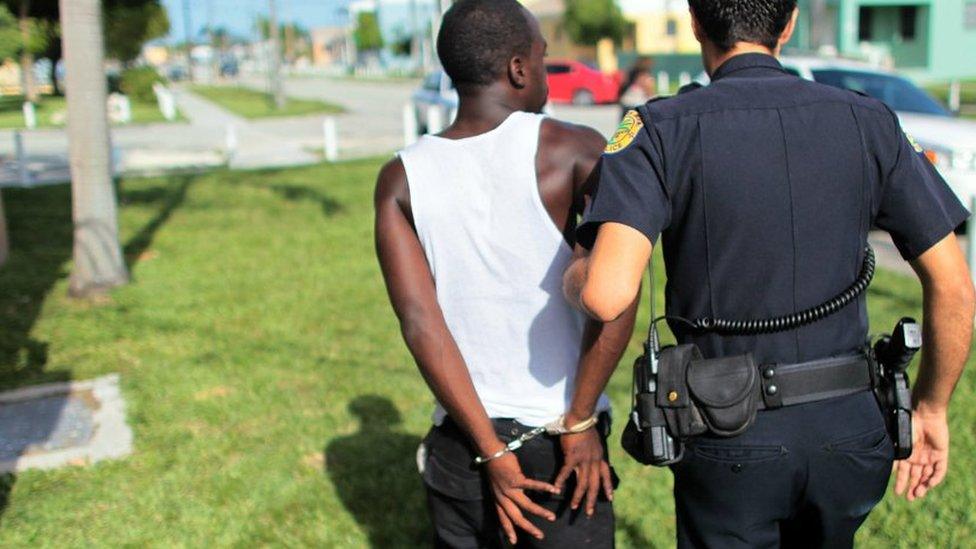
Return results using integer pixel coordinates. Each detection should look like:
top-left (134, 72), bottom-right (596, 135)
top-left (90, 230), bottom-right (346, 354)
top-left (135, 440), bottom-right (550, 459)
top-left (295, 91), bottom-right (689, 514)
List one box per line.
top-left (633, 333), bottom-right (682, 466)
top-left (873, 317), bottom-right (921, 460)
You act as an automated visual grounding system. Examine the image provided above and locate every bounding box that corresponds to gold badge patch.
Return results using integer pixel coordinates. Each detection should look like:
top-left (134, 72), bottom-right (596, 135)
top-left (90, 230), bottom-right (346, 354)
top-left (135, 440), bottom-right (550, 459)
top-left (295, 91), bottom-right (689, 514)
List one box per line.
top-left (605, 110), bottom-right (644, 154)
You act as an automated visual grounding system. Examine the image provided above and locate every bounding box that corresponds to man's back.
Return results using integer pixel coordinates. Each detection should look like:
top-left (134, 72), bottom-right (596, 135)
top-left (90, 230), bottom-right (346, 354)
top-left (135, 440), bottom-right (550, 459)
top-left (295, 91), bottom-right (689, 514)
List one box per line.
top-left (582, 53), bottom-right (966, 364)
top-left (398, 111), bottom-right (606, 426)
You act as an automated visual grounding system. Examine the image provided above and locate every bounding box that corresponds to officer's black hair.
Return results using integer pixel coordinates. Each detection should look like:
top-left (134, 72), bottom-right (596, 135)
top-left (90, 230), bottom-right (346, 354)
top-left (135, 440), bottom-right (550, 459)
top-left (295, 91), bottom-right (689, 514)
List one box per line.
top-left (436, 0), bottom-right (533, 89)
top-left (688, 0), bottom-right (798, 51)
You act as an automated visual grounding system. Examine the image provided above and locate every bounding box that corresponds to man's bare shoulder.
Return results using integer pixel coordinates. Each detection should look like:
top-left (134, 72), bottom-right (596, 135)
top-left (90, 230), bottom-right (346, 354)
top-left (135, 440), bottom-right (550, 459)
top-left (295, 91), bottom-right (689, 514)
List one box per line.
top-left (540, 117), bottom-right (606, 160)
top-left (374, 156), bottom-right (409, 205)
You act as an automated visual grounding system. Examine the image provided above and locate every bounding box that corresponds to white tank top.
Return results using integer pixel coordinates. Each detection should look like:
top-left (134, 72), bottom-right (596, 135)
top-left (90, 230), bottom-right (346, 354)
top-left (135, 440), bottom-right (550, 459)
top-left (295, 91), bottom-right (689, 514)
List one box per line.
top-left (398, 111), bottom-right (610, 427)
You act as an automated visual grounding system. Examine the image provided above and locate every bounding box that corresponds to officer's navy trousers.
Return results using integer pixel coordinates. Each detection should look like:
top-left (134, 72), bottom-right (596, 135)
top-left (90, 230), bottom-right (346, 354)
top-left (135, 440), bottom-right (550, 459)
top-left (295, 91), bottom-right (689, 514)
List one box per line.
top-left (672, 390), bottom-right (894, 548)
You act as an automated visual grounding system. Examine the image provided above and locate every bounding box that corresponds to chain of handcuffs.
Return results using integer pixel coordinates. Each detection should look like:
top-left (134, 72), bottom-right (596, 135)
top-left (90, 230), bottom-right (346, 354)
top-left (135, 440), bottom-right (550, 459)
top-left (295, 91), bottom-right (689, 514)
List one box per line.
top-left (473, 414), bottom-right (599, 465)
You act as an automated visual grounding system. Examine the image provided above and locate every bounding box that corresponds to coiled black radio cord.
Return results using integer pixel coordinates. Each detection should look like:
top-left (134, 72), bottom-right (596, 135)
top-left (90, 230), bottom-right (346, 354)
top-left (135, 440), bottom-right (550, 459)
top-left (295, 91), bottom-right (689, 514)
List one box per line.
top-left (682, 246), bottom-right (876, 336)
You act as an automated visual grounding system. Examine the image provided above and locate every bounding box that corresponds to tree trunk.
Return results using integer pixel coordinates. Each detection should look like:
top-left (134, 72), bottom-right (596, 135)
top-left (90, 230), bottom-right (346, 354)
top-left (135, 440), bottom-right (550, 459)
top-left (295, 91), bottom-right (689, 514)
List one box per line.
top-left (0, 190), bottom-right (9, 268)
top-left (19, 0), bottom-right (38, 103)
top-left (268, 0), bottom-right (286, 109)
top-left (49, 57), bottom-right (61, 96)
top-left (60, 0), bottom-right (128, 297)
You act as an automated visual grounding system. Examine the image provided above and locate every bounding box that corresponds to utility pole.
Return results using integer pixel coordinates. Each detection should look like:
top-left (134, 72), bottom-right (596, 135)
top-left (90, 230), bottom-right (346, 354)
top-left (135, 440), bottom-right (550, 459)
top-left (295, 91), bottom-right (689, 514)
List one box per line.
top-left (183, 0), bottom-right (195, 82)
top-left (207, 0), bottom-right (218, 82)
top-left (60, 0), bottom-right (129, 297)
top-left (809, 0), bottom-right (828, 51)
top-left (268, 0), bottom-right (286, 109)
top-left (409, 0), bottom-right (420, 68)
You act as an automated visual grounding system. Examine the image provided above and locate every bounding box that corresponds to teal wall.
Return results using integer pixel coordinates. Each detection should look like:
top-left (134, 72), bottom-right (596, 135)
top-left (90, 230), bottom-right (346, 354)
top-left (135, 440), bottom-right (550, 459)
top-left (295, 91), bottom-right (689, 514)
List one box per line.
top-left (796, 0), bottom-right (976, 81)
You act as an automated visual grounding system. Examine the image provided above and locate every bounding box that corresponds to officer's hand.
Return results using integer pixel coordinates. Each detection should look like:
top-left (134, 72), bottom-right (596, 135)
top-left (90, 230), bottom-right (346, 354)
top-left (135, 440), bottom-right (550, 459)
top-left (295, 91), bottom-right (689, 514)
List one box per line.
top-left (554, 428), bottom-right (613, 517)
top-left (894, 406), bottom-right (950, 501)
top-left (485, 452), bottom-right (559, 544)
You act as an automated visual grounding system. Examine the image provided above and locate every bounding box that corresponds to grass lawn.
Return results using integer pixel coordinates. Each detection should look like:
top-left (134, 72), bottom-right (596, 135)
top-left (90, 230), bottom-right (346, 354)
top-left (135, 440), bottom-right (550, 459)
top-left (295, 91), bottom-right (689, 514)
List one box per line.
top-left (0, 95), bottom-right (180, 129)
top-left (189, 85), bottom-right (344, 119)
top-left (0, 160), bottom-right (974, 546)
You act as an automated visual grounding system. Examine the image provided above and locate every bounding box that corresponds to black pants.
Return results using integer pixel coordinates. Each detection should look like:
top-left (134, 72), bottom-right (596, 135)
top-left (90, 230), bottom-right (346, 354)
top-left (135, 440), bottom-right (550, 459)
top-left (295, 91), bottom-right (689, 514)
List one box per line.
top-left (419, 415), bottom-right (616, 548)
top-left (671, 390), bottom-right (894, 548)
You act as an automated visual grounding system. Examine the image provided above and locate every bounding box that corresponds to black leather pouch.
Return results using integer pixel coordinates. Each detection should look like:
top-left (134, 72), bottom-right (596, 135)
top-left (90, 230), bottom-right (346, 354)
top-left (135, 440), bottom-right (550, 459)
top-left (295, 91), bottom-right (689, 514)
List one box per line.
top-left (686, 354), bottom-right (759, 437)
top-left (655, 345), bottom-right (759, 439)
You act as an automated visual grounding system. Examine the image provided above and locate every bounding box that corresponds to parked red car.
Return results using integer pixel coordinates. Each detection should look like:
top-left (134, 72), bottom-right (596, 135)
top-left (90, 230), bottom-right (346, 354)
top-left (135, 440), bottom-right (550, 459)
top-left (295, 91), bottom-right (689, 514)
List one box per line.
top-left (545, 60), bottom-right (621, 105)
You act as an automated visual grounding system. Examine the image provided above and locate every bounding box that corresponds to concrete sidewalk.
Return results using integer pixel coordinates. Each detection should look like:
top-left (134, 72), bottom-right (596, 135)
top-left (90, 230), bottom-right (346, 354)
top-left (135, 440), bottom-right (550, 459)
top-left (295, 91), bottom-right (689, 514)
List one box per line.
top-left (173, 88), bottom-right (321, 170)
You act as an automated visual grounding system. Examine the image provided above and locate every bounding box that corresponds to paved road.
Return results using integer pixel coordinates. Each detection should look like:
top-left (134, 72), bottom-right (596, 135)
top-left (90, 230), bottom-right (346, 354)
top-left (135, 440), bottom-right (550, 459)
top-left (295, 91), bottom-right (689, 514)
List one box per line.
top-left (239, 75), bottom-right (625, 157)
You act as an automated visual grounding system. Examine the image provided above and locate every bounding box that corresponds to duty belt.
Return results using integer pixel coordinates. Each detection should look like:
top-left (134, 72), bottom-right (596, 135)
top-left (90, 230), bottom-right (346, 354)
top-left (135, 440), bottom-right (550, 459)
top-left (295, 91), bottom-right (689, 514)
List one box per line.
top-left (756, 354), bottom-right (873, 410)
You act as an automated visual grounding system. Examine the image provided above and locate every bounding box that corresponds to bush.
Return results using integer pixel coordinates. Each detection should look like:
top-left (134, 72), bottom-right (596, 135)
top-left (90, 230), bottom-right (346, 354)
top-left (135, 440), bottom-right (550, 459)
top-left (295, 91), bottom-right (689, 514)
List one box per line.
top-left (120, 66), bottom-right (164, 102)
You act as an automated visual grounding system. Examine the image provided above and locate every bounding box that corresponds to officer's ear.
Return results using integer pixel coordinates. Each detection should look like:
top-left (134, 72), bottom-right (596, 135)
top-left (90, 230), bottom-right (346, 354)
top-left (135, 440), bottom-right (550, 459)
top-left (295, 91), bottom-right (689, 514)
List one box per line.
top-left (508, 55), bottom-right (528, 90)
top-left (776, 7), bottom-right (800, 51)
top-left (689, 8), bottom-right (706, 45)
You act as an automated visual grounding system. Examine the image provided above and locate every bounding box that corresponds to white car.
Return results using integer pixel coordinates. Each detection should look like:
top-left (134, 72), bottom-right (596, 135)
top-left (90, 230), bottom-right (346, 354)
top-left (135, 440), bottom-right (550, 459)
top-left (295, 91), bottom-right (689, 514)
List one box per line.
top-left (412, 71), bottom-right (458, 134)
top-left (698, 57), bottom-right (976, 211)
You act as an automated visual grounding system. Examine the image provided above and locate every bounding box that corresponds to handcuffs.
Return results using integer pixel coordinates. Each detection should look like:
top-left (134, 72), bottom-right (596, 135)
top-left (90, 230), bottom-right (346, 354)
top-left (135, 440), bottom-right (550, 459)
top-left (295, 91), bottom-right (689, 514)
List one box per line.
top-left (473, 414), bottom-right (599, 465)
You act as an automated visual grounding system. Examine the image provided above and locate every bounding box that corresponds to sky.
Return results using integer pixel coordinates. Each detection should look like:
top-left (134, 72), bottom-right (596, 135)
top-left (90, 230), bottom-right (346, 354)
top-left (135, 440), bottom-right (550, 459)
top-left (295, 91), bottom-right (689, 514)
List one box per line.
top-left (160, 0), bottom-right (438, 44)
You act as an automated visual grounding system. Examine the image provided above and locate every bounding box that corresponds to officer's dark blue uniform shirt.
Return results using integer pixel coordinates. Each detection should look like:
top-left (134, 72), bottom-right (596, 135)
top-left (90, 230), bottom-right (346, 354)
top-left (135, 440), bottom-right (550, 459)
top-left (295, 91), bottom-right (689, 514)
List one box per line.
top-left (578, 53), bottom-right (969, 365)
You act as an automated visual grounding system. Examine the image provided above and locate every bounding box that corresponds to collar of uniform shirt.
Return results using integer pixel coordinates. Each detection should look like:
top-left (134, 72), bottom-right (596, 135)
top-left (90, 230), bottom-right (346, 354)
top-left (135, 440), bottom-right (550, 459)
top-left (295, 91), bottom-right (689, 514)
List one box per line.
top-left (711, 53), bottom-right (788, 82)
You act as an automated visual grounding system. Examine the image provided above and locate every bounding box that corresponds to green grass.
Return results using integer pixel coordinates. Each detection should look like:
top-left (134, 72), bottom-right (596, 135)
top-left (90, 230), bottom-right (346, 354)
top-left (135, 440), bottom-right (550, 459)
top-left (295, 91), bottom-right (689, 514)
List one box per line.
top-left (189, 85), bottom-right (344, 119)
top-left (926, 80), bottom-right (976, 120)
top-left (0, 95), bottom-right (182, 129)
top-left (0, 160), bottom-right (974, 546)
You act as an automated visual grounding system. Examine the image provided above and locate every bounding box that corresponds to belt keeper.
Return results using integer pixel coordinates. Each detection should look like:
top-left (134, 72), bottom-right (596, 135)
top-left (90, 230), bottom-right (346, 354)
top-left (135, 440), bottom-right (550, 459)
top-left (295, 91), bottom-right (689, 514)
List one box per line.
top-left (760, 364), bottom-right (784, 409)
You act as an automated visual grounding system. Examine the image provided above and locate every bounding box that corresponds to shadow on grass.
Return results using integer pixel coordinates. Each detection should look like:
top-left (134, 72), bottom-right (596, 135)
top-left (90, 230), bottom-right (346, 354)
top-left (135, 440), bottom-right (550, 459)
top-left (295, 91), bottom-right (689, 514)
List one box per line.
top-left (0, 177), bottom-right (192, 521)
top-left (618, 516), bottom-right (664, 548)
top-left (325, 395), bottom-right (428, 547)
top-left (123, 175), bottom-right (196, 271)
top-left (0, 472), bottom-right (12, 525)
top-left (237, 170), bottom-right (344, 217)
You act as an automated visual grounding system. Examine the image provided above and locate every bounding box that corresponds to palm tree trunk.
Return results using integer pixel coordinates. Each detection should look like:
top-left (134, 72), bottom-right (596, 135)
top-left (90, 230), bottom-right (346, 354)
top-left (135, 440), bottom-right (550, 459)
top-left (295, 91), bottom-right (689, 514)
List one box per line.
top-left (19, 0), bottom-right (38, 103)
top-left (60, 0), bottom-right (128, 297)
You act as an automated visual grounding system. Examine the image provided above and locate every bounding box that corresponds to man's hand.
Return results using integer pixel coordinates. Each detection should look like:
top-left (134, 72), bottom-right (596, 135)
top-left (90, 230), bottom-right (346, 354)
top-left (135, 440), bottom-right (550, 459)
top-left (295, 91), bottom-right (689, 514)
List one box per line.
top-left (553, 427), bottom-right (613, 517)
top-left (485, 452), bottom-right (559, 544)
top-left (894, 405), bottom-right (950, 501)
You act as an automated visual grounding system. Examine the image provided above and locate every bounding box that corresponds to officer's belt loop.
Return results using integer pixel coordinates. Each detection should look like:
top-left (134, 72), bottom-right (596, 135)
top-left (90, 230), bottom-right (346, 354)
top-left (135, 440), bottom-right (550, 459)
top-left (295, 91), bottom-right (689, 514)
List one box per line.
top-left (760, 364), bottom-right (783, 409)
top-left (756, 354), bottom-right (873, 411)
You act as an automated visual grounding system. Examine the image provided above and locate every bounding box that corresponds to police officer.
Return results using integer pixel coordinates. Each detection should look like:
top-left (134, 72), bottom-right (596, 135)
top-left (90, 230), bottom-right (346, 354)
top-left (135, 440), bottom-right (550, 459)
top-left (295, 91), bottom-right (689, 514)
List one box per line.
top-left (562, 0), bottom-right (975, 547)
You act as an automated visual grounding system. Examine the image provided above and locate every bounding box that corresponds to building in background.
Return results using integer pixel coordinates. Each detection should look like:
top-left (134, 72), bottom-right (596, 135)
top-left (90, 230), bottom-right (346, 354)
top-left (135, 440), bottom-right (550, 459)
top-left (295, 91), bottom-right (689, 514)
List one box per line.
top-left (523, 0), bottom-right (598, 61)
top-left (311, 27), bottom-right (352, 67)
top-left (619, 0), bottom-right (697, 55)
top-left (793, 0), bottom-right (976, 81)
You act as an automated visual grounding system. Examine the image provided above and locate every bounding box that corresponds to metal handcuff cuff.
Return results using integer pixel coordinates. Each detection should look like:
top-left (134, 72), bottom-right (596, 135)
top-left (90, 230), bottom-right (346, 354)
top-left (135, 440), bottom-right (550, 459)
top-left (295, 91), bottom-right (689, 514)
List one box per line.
top-left (473, 414), bottom-right (599, 465)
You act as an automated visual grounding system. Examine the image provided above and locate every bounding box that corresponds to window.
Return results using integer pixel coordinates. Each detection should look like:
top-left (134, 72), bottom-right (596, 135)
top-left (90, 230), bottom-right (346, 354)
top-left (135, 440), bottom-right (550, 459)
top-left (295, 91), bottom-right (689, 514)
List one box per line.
top-left (546, 64), bottom-right (571, 75)
top-left (858, 7), bottom-right (873, 41)
top-left (966, 2), bottom-right (976, 29)
top-left (666, 18), bottom-right (677, 36)
top-left (900, 6), bottom-right (917, 40)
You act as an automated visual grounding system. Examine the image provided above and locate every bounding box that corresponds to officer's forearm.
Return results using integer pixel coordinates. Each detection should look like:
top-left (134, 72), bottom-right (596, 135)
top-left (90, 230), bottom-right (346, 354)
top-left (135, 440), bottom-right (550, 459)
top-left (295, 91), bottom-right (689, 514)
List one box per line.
top-left (566, 296), bottom-right (639, 424)
top-left (913, 276), bottom-right (975, 412)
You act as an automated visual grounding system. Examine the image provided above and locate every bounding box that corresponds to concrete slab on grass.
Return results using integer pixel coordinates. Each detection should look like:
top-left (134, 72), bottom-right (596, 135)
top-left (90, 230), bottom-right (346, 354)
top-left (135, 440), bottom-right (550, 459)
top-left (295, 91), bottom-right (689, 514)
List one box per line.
top-left (0, 374), bottom-right (133, 473)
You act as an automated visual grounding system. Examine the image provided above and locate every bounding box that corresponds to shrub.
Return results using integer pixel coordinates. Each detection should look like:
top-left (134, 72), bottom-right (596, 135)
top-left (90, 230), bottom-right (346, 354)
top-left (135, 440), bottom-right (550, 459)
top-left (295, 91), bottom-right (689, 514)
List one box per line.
top-left (120, 66), bottom-right (165, 102)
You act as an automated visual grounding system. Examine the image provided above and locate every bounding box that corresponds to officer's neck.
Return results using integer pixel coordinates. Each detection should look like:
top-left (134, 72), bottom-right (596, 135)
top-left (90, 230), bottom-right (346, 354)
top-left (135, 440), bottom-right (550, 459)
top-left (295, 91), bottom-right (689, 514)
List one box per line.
top-left (703, 42), bottom-right (778, 77)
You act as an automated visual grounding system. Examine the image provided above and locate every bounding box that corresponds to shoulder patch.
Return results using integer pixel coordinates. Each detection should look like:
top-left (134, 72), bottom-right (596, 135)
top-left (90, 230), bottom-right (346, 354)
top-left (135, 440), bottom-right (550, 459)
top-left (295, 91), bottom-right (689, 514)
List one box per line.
top-left (605, 110), bottom-right (644, 154)
top-left (905, 132), bottom-right (924, 154)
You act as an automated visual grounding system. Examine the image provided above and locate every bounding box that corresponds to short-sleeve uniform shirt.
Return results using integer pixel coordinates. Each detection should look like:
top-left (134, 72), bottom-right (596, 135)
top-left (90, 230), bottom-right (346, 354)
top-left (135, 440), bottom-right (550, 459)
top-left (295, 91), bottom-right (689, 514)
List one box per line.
top-left (579, 53), bottom-right (969, 364)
